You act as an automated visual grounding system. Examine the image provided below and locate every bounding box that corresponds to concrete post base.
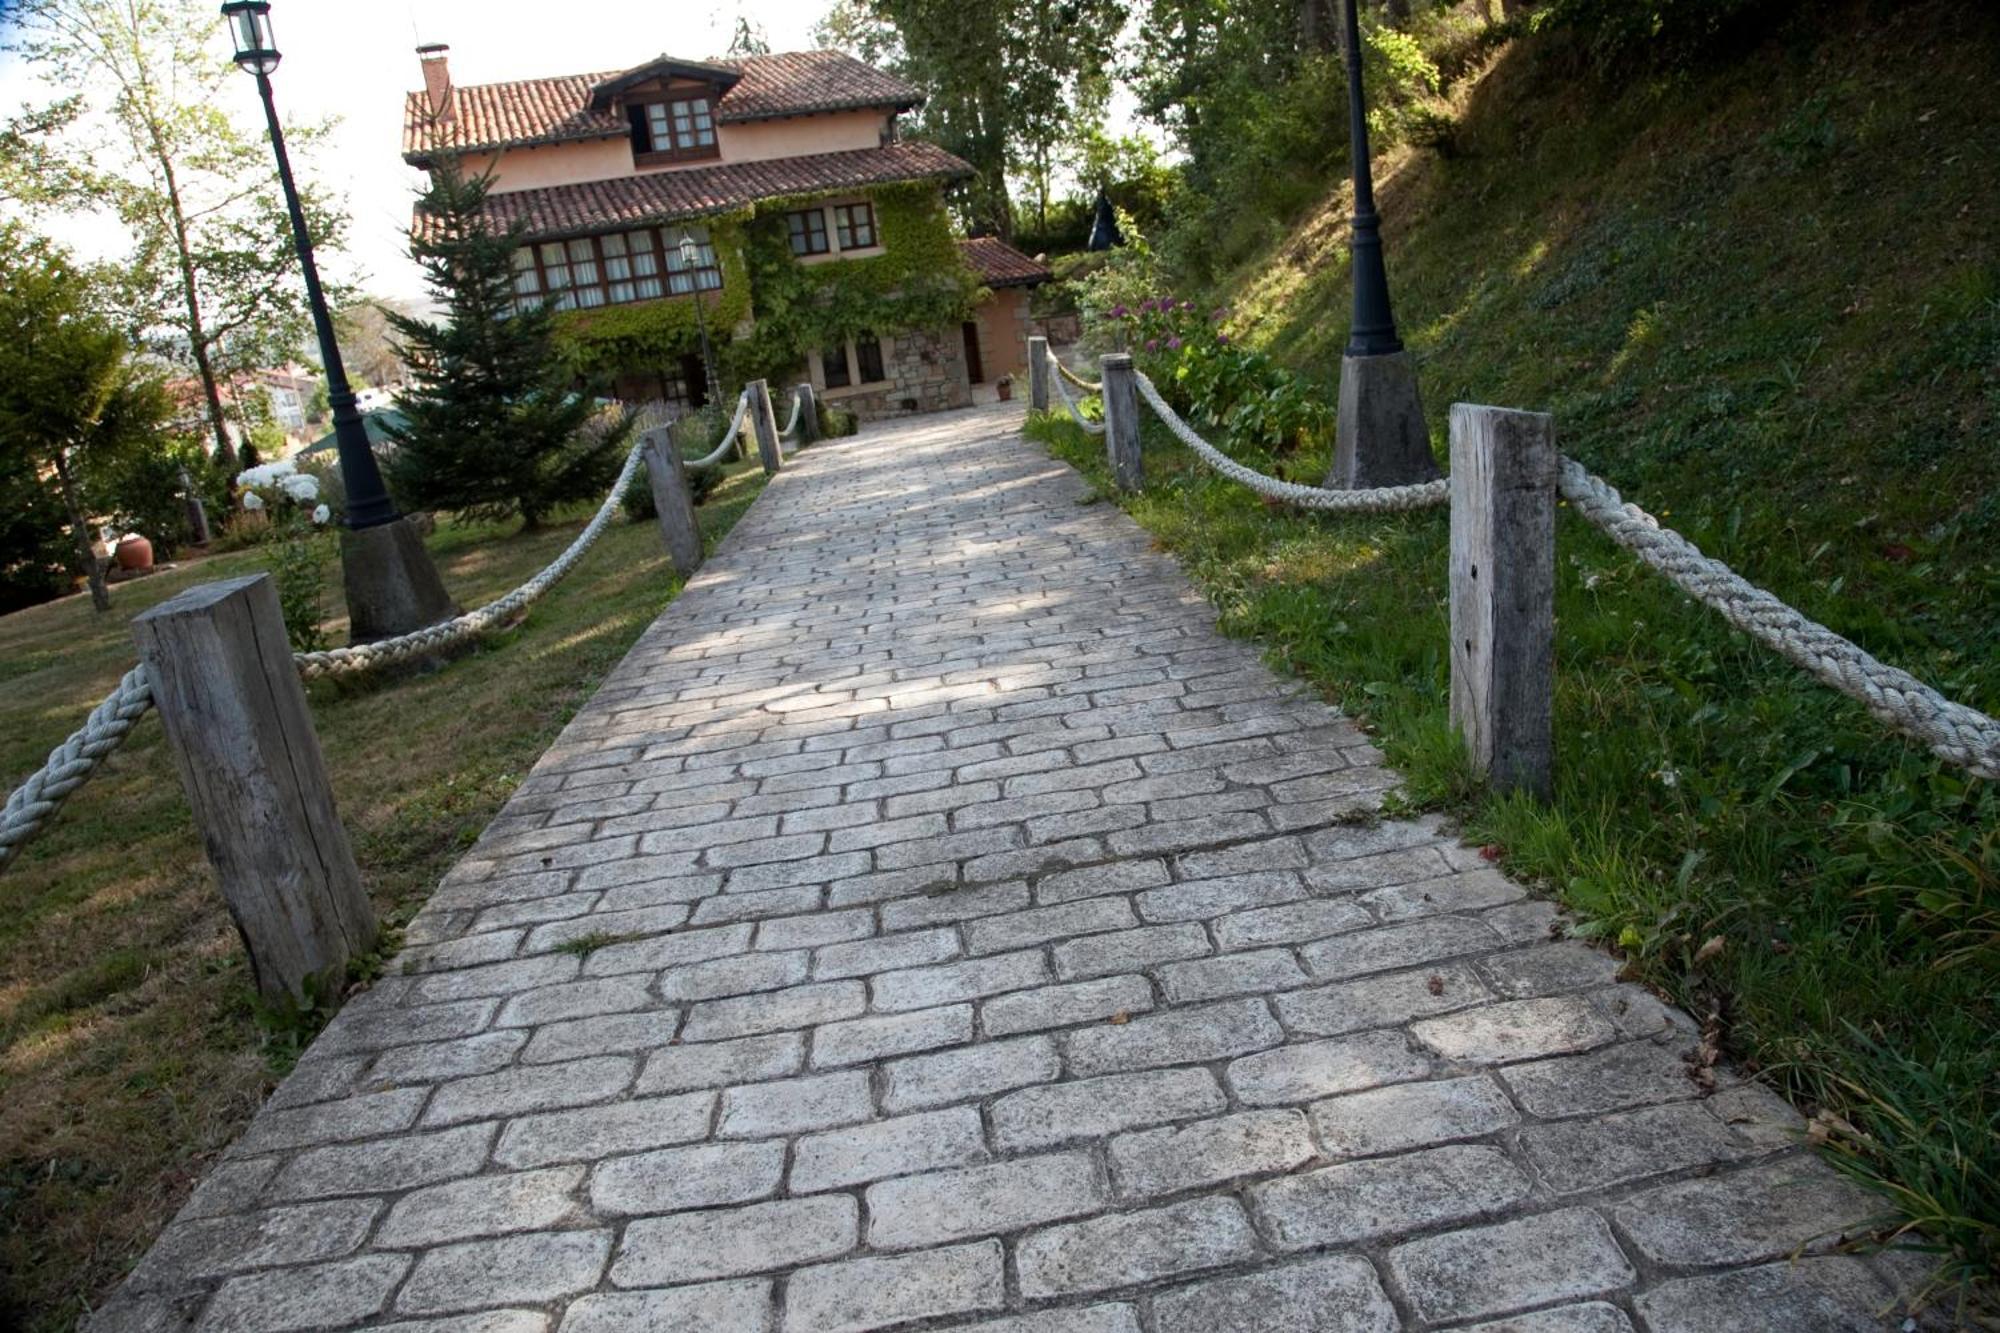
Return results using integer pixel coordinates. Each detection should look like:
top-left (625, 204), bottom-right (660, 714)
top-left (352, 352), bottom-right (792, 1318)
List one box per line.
top-left (1326, 350), bottom-right (1442, 490)
top-left (339, 516), bottom-right (460, 644)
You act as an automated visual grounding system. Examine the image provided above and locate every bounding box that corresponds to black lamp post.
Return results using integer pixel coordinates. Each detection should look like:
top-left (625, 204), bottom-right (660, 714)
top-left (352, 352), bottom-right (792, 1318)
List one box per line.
top-left (223, 1), bottom-right (457, 638)
top-left (678, 230), bottom-right (722, 410)
top-left (1323, 0), bottom-right (1439, 489)
top-left (1341, 0), bottom-right (1400, 358)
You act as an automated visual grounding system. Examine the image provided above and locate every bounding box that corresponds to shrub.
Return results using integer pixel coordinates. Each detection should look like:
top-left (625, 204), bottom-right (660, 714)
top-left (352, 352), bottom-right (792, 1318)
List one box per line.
top-left (819, 404), bottom-right (860, 438)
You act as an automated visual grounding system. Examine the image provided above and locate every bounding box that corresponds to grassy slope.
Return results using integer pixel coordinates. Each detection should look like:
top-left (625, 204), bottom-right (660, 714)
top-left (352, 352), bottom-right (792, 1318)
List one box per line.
top-left (0, 460), bottom-right (768, 1331)
top-left (1040, 0), bottom-right (1997, 1297)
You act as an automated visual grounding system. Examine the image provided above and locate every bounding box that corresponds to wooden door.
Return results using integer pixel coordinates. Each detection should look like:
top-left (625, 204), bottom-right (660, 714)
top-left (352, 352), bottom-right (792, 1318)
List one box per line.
top-left (961, 321), bottom-right (984, 385)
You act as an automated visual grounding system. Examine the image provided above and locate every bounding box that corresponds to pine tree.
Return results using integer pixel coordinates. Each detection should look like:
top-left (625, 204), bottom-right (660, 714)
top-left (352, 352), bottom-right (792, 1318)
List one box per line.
top-left (386, 161), bottom-right (626, 530)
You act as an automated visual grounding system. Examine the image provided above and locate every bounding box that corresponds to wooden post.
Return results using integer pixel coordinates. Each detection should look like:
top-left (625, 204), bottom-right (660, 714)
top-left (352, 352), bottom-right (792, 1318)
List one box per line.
top-left (641, 427), bottom-right (704, 578)
top-left (131, 575), bottom-right (375, 1002)
top-left (1100, 353), bottom-right (1143, 492)
top-left (793, 384), bottom-right (821, 445)
top-left (178, 466), bottom-right (210, 546)
top-left (1448, 403), bottom-right (1556, 800)
top-left (747, 378), bottom-right (783, 475)
top-left (1028, 335), bottom-right (1050, 412)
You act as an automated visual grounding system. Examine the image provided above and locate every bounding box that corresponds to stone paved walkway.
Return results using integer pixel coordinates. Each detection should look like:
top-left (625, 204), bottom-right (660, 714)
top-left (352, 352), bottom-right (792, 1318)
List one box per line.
top-left (101, 405), bottom-right (1925, 1332)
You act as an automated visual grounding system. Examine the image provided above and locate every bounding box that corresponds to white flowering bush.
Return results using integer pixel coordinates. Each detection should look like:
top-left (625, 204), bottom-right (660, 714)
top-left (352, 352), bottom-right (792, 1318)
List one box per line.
top-left (235, 457), bottom-right (331, 651)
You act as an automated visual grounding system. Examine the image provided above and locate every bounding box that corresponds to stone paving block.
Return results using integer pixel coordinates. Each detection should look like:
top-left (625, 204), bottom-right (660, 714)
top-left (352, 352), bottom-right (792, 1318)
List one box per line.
top-left (680, 980), bottom-right (866, 1041)
top-left (812, 1003), bottom-right (973, 1068)
top-left (524, 904), bottom-right (687, 954)
top-left (495, 977), bottom-right (654, 1029)
top-left (491, 1090), bottom-right (714, 1169)
top-left (590, 1139), bottom-right (787, 1215)
top-left (611, 1196), bottom-right (858, 1285)
top-left (1309, 1073), bottom-right (1517, 1158)
top-left (655, 949), bottom-right (809, 1002)
top-left (580, 922), bottom-right (755, 977)
top-left (1225, 1031), bottom-right (1432, 1106)
top-left (1631, 1258), bottom-right (1891, 1332)
top-left (717, 1070), bottom-right (873, 1138)
top-left (196, 1253), bottom-right (410, 1332)
top-left (1387, 1208), bottom-right (1636, 1324)
top-left (1517, 1101), bottom-right (1755, 1194)
top-left (634, 1030), bottom-right (803, 1094)
top-left (376, 1166), bottom-right (583, 1248)
top-left (1065, 997), bottom-right (1283, 1077)
top-left (1479, 897), bottom-right (1564, 944)
top-left (1034, 858), bottom-right (1171, 905)
top-left (179, 1157), bottom-right (281, 1219)
top-left (1359, 868), bottom-right (1524, 921)
top-left (234, 1086), bottom-right (427, 1154)
top-left (1135, 871), bottom-right (1307, 923)
top-left (1499, 1039), bottom-right (1701, 1118)
top-left (814, 926), bottom-right (960, 979)
top-left (1050, 923), bottom-right (1210, 980)
top-left (1300, 916), bottom-right (1503, 980)
top-left (409, 956), bottom-right (580, 1006)
top-left (866, 1152), bottom-right (1105, 1250)
top-left (949, 1306), bottom-right (1140, 1333)
top-left (1017, 1196), bottom-right (1260, 1298)
top-left (883, 1034), bottom-right (1061, 1112)
top-left (875, 879), bottom-right (1029, 927)
top-left (316, 998), bottom-right (498, 1056)
top-left (872, 949), bottom-right (1049, 1011)
top-left (1410, 995), bottom-right (1618, 1064)
top-left (1611, 1157), bottom-right (1884, 1266)
top-left (1454, 1304), bottom-right (1634, 1333)
top-left (981, 974), bottom-right (1155, 1036)
top-left (423, 1056), bottom-right (633, 1126)
top-left (1704, 1081), bottom-right (1807, 1149)
top-left (791, 1107), bottom-right (988, 1193)
top-left (1150, 1255), bottom-right (1398, 1333)
top-left (1158, 948), bottom-right (1309, 1002)
top-left (1299, 844), bottom-right (1453, 894)
top-left (755, 907), bottom-right (876, 951)
top-left (269, 1123), bottom-right (495, 1200)
top-left (783, 1240), bottom-right (1005, 1333)
top-left (557, 1280), bottom-right (774, 1333)
top-left (1274, 964), bottom-right (1489, 1037)
top-left (728, 851), bottom-right (871, 896)
top-left (990, 1068), bottom-right (1226, 1151)
top-left (691, 884), bottom-right (825, 924)
top-left (1250, 1144), bottom-right (1531, 1249)
top-left (1476, 940), bottom-right (1624, 998)
top-left (1212, 899), bottom-right (1371, 951)
top-left (520, 1011), bottom-right (680, 1063)
top-left (965, 899), bottom-right (1137, 954)
top-left (396, 1229), bottom-right (613, 1315)
top-left (127, 1199), bottom-right (379, 1289)
top-left (1108, 1108), bottom-right (1315, 1197)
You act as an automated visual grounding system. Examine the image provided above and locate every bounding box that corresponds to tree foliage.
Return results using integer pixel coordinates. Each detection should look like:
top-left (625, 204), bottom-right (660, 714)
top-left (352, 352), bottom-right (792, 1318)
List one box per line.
top-left (386, 163), bottom-right (629, 531)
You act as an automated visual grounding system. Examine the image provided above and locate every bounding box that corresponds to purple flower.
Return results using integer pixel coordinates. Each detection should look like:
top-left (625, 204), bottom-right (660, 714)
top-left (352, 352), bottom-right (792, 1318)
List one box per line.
top-left (1215, 332), bottom-right (1231, 345)
top-left (1167, 336), bottom-right (1183, 350)
top-left (1145, 338), bottom-right (1160, 352)
top-left (1181, 300), bottom-right (1195, 311)
top-left (1211, 307), bottom-right (1228, 321)
top-left (1110, 304), bottom-right (1128, 319)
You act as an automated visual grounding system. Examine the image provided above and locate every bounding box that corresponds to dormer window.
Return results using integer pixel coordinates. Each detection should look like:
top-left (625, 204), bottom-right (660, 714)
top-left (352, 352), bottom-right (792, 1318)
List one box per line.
top-left (631, 94), bottom-right (718, 165)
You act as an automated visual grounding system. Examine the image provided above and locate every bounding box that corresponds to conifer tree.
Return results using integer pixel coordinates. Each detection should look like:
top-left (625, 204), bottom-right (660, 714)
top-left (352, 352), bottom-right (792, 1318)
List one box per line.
top-left (386, 161), bottom-right (626, 530)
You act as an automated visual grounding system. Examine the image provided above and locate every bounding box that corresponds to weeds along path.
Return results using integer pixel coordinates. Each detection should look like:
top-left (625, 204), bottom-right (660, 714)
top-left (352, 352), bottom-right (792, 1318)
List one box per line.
top-left (93, 403), bottom-right (1920, 1331)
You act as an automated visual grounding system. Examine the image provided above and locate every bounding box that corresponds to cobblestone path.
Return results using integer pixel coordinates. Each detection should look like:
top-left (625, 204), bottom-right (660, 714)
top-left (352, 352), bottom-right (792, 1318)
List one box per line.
top-left (101, 405), bottom-right (1921, 1332)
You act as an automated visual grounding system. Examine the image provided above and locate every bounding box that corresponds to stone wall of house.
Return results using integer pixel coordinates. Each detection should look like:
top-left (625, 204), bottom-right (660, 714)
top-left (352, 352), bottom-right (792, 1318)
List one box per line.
top-left (828, 326), bottom-right (971, 422)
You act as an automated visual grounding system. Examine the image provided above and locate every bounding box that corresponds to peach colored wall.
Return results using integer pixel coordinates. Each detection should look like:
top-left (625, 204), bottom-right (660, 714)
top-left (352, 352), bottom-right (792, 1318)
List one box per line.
top-left (972, 288), bottom-right (1031, 382)
top-left (464, 110), bottom-right (891, 196)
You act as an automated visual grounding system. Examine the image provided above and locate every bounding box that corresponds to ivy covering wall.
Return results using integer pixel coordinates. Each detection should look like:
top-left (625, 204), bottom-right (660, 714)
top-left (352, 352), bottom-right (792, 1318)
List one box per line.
top-left (550, 182), bottom-right (983, 392)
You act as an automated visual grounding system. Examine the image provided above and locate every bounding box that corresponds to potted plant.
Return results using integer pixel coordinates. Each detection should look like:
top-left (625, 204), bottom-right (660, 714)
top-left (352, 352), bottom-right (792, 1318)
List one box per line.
top-left (995, 373), bottom-right (1015, 401)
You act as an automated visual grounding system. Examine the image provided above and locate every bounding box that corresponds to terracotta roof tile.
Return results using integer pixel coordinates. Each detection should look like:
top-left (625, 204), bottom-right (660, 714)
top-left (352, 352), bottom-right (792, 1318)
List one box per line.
top-left (959, 237), bottom-right (1052, 288)
top-left (405, 49), bottom-right (924, 159)
top-left (413, 142), bottom-right (974, 244)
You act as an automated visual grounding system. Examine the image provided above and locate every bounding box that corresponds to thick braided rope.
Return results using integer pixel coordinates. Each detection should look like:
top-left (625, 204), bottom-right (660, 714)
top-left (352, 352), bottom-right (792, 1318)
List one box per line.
top-left (0, 665), bottom-right (155, 870)
top-left (294, 436), bottom-right (649, 678)
top-left (688, 393), bottom-right (750, 472)
top-left (1559, 458), bottom-right (2000, 779)
top-left (1051, 364), bottom-right (1107, 436)
top-left (1134, 372), bottom-right (1449, 512)
top-left (1055, 359), bottom-right (1102, 393)
top-left (779, 391), bottom-right (803, 440)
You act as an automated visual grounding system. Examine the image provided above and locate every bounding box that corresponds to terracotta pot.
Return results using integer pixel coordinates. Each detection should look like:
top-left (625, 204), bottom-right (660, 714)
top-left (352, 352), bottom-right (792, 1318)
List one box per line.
top-left (997, 379), bottom-right (1014, 401)
top-left (114, 535), bottom-right (154, 571)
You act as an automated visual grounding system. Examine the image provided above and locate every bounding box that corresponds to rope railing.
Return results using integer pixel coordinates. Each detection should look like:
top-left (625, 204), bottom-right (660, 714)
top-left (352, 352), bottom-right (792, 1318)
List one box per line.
top-left (1133, 371), bottom-right (1449, 512)
top-left (1056, 360), bottom-right (1102, 393)
top-left (0, 666), bottom-right (155, 871)
top-left (1558, 460), bottom-right (2000, 780)
top-left (779, 391), bottom-right (804, 440)
top-left (688, 392), bottom-right (751, 472)
top-left (1051, 362), bottom-right (1107, 436)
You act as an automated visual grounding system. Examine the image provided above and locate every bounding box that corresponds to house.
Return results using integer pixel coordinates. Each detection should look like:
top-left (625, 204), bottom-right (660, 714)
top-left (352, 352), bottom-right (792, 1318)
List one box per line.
top-left (401, 45), bottom-right (1051, 419)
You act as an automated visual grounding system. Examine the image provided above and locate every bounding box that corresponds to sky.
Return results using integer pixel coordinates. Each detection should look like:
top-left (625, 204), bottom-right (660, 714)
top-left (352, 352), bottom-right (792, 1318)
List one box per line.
top-left (0, 1), bottom-right (869, 302)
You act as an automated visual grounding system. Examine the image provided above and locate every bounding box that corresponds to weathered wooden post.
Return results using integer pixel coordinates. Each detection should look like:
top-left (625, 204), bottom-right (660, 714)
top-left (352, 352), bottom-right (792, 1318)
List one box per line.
top-left (1028, 335), bottom-right (1050, 412)
top-left (1448, 403), bottom-right (1556, 800)
top-left (793, 384), bottom-right (821, 445)
top-left (747, 379), bottom-right (783, 475)
top-left (641, 427), bottom-right (704, 578)
top-left (1100, 353), bottom-right (1143, 492)
top-left (131, 575), bottom-right (376, 1002)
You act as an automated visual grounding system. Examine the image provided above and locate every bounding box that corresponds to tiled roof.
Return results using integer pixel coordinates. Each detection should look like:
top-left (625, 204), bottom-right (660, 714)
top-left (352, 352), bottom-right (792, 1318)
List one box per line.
top-left (959, 237), bottom-right (1052, 288)
top-left (404, 49), bottom-right (925, 160)
top-left (413, 142), bottom-right (974, 243)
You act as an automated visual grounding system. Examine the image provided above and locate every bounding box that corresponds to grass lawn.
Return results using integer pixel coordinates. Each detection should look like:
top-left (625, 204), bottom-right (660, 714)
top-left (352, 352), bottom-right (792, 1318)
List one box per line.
top-left (0, 454), bottom-right (768, 1331)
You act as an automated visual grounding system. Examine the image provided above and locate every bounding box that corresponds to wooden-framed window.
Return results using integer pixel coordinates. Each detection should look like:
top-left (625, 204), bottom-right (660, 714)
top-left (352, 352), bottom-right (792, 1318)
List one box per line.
top-left (817, 333), bottom-right (891, 392)
top-left (786, 208), bottom-right (830, 257)
top-left (833, 201), bottom-right (877, 251)
top-left (633, 94), bottom-right (718, 163)
top-left (854, 332), bottom-right (885, 384)
top-left (664, 227), bottom-right (722, 295)
top-left (820, 345), bottom-right (851, 390)
top-left (511, 226), bottom-right (715, 313)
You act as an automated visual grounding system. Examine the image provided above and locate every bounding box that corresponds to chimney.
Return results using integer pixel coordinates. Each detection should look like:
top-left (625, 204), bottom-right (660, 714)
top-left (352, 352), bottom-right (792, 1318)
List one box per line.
top-left (417, 43), bottom-right (453, 121)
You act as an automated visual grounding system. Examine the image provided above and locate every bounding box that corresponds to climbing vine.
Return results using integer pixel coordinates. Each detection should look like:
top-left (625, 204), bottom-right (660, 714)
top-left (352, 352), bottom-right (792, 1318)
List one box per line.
top-left (550, 183), bottom-right (983, 391)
